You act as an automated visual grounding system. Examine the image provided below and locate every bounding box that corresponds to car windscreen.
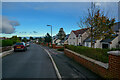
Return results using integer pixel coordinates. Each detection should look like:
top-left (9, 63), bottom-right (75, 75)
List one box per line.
top-left (16, 43), bottom-right (23, 45)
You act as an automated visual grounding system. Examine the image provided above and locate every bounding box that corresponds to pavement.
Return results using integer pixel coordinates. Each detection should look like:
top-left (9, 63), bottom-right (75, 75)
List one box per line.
top-left (41, 45), bottom-right (103, 80)
top-left (2, 43), bottom-right (57, 79)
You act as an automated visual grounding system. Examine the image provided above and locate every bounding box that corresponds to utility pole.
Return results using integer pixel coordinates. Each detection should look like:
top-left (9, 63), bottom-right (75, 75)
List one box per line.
top-left (47, 25), bottom-right (52, 46)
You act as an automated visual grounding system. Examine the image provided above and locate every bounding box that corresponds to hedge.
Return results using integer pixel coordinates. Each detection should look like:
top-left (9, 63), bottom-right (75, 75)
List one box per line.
top-left (65, 45), bottom-right (109, 63)
top-left (2, 39), bottom-right (13, 47)
top-left (1, 39), bottom-right (21, 47)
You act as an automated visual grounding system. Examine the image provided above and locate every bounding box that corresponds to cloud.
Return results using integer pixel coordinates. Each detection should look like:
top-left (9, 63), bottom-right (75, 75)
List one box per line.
top-left (33, 31), bottom-right (37, 33)
top-left (0, 16), bottom-right (20, 34)
top-left (95, 2), bottom-right (101, 6)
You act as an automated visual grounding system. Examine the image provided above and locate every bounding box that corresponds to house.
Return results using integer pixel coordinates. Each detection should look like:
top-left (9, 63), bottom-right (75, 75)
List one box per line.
top-left (84, 22), bottom-right (120, 49)
top-left (68, 28), bottom-right (89, 46)
top-left (84, 34), bottom-right (120, 49)
top-left (64, 34), bottom-right (70, 45)
top-left (52, 36), bottom-right (59, 44)
top-left (84, 37), bottom-right (104, 48)
top-left (112, 22), bottom-right (120, 35)
top-left (100, 22), bottom-right (120, 49)
top-left (52, 36), bottom-right (61, 45)
top-left (100, 34), bottom-right (120, 49)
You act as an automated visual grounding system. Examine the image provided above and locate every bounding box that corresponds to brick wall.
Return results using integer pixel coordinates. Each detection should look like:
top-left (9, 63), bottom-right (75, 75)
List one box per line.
top-left (108, 54), bottom-right (120, 78)
top-left (64, 49), bottom-right (120, 79)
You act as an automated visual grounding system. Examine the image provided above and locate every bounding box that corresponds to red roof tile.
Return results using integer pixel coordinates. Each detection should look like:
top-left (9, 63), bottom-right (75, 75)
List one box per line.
top-left (72, 28), bottom-right (88, 37)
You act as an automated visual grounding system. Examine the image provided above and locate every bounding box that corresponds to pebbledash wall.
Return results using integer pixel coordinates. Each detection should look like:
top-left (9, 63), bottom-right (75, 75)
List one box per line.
top-left (64, 49), bottom-right (120, 79)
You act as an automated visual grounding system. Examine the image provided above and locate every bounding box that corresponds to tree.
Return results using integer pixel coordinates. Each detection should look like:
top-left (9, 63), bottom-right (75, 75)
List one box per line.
top-left (57, 28), bottom-right (66, 40)
top-left (11, 36), bottom-right (21, 44)
top-left (44, 33), bottom-right (51, 43)
top-left (18, 37), bottom-right (22, 41)
top-left (78, 2), bottom-right (115, 48)
top-left (30, 36), bottom-right (33, 40)
top-left (22, 37), bottom-right (27, 42)
top-left (39, 37), bottom-right (43, 42)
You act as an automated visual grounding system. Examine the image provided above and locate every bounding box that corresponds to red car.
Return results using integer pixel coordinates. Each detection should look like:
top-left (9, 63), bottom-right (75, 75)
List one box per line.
top-left (14, 42), bottom-right (27, 52)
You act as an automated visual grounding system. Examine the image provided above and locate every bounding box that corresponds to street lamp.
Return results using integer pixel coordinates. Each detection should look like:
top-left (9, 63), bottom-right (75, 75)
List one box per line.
top-left (47, 25), bottom-right (52, 46)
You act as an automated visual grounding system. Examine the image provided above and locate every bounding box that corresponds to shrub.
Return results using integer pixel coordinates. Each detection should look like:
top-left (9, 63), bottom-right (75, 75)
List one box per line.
top-left (110, 48), bottom-right (120, 51)
top-left (2, 39), bottom-right (13, 47)
top-left (65, 45), bottom-right (109, 63)
top-left (0, 40), bottom-right (2, 47)
top-left (57, 48), bottom-right (64, 51)
top-left (12, 39), bottom-right (21, 44)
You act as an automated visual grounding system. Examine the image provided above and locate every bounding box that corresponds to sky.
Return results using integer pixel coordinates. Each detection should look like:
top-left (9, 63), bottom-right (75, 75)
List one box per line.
top-left (1, 2), bottom-right (119, 37)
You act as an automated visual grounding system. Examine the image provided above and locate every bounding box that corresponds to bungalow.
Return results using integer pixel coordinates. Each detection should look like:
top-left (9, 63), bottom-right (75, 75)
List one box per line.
top-left (84, 22), bottom-right (120, 49)
top-left (68, 28), bottom-right (89, 46)
top-left (100, 35), bottom-right (119, 49)
top-left (100, 22), bottom-right (120, 49)
top-left (84, 37), bottom-right (101, 48)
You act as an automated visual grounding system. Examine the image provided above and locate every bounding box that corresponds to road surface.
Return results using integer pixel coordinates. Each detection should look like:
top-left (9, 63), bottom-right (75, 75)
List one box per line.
top-left (2, 43), bottom-right (57, 79)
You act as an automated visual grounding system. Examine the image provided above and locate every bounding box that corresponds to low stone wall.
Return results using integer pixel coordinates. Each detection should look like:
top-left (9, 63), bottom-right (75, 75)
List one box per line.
top-left (0, 46), bottom-right (12, 52)
top-left (64, 49), bottom-right (120, 79)
top-left (0, 49), bottom-right (14, 58)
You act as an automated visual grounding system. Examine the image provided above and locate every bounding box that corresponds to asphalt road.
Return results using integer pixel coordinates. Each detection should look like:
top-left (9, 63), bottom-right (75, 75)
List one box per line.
top-left (2, 43), bottom-right (57, 79)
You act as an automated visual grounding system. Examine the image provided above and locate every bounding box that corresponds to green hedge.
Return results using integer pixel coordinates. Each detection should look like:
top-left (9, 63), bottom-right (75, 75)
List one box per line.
top-left (2, 39), bottom-right (13, 47)
top-left (57, 48), bottom-right (64, 51)
top-left (65, 45), bottom-right (109, 63)
top-left (1, 39), bottom-right (21, 47)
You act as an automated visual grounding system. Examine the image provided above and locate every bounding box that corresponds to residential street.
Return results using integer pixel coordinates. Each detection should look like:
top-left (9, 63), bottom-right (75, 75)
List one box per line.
top-left (2, 43), bottom-right (57, 79)
top-left (2, 43), bottom-right (103, 79)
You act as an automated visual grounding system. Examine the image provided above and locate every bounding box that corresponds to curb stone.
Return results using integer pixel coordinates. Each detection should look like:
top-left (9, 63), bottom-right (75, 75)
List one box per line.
top-left (0, 49), bottom-right (14, 58)
top-left (39, 45), bottom-right (62, 80)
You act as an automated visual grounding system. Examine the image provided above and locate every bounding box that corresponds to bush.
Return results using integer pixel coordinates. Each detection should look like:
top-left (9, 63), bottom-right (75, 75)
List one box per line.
top-left (2, 39), bottom-right (13, 47)
top-left (12, 39), bottom-right (21, 44)
top-left (110, 48), bottom-right (120, 51)
top-left (66, 45), bottom-right (109, 63)
top-left (57, 48), bottom-right (64, 51)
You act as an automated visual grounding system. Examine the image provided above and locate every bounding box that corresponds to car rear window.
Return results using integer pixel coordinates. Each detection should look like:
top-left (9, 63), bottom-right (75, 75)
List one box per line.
top-left (16, 43), bottom-right (23, 45)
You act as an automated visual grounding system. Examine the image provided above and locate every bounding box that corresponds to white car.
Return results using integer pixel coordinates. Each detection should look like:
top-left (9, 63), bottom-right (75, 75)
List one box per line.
top-left (26, 42), bottom-right (30, 47)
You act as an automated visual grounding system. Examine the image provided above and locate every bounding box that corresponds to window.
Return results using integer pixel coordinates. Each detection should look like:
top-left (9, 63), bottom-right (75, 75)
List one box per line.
top-left (86, 43), bottom-right (89, 47)
top-left (79, 34), bottom-right (82, 39)
top-left (102, 44), bottom-right (109, 49)
top-left (73, 42), bottom-right (75, 45)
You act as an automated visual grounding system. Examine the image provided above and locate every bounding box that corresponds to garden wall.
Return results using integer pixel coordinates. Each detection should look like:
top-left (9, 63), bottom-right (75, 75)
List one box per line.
top-left (64, 49), bottom-right (120, 79)
top-left (0, 46), bottom-right (12, 52)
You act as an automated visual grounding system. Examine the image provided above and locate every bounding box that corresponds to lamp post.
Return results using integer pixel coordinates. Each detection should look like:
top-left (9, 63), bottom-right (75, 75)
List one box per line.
top-left (47, 25), bottom-right (52, 46)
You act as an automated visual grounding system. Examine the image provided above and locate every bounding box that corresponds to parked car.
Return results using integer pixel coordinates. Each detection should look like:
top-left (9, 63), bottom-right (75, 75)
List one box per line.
top-left (26, 42), bottom-right (30, 47)
top-left (14, 42), bottom-right (27, 52)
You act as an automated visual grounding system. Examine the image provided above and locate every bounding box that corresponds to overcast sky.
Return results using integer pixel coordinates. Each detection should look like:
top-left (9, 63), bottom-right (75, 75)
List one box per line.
top-left (1, 2), bottom-right (119, 37)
